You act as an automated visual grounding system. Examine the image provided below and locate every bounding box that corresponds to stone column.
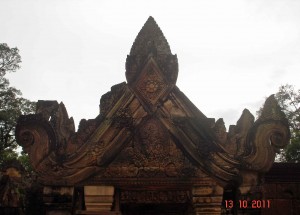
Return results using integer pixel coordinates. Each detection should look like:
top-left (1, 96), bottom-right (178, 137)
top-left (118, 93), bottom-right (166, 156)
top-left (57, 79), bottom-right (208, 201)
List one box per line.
top-left (43, 186), bottom-right (74, 215)
top-left (192, 185), bottom-right (224, 215)
top-left (84, 186), bottom-right (115, 213)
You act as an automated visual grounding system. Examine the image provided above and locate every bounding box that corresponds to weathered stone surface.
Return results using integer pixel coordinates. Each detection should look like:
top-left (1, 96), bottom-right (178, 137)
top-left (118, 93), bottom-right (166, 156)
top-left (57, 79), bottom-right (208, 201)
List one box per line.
top-left (15, 16), bottom-right (290, 215)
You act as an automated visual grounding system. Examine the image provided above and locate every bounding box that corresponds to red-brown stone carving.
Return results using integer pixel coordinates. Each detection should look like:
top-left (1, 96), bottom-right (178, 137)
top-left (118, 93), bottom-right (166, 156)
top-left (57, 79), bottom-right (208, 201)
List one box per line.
top-left (120, 190), bottom-right (191, 204)
top-left (135, 61), bottom-right (168, 105)
top-left (15, 16), bottom-right (290, 215)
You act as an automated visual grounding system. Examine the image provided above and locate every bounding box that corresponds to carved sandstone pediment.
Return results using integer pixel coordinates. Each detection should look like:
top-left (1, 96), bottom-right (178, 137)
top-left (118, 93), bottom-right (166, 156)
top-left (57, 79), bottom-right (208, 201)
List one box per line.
top-left (96, 117), bottom-right (207, 179)
top-left (16, 17), bottom-right (290, 189)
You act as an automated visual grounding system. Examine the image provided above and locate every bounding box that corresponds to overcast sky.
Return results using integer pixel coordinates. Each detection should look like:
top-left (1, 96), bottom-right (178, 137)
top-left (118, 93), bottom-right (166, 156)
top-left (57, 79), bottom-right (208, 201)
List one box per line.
top-left (1, 0), bottom-right (300, 129)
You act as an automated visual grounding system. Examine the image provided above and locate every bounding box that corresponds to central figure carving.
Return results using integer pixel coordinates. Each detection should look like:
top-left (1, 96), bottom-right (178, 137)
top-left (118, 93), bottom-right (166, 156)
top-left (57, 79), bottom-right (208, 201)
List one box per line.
top-left (139, 118), bottom-right (168, 159)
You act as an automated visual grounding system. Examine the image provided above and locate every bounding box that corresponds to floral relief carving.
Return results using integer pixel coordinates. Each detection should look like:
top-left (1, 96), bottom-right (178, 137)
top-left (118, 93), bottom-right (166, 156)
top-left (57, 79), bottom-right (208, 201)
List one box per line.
top-left (100, 118), bottom-right (203, 178)
top-left (136, 64), bottom-right (168, 105)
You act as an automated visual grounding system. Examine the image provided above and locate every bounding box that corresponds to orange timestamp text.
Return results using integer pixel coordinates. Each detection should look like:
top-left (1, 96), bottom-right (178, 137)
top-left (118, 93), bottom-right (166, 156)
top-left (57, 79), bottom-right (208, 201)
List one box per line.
top-left (225, 200), bottom-right (271, 209)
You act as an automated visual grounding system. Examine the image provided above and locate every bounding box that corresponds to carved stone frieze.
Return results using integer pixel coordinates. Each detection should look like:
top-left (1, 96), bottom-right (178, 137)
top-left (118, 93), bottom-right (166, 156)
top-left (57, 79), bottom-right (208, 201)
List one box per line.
top-left (99, 118), bottom-right (205, 179)
top-left (120, 190), bottom-right (191, 204)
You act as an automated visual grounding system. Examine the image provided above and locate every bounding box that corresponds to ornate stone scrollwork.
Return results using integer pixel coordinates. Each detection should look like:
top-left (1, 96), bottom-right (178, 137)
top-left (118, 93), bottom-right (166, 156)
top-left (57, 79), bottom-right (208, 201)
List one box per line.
top-left (18, 130), bottom-right (34, 148)
top-left (219, 95), bottom-right (290, 173)
top-left (16, 114), bottom-right (56, 170)
top-left (242, 95), bottom-right (290, 172)
top-left (15, 17), bottom-right (290, 202)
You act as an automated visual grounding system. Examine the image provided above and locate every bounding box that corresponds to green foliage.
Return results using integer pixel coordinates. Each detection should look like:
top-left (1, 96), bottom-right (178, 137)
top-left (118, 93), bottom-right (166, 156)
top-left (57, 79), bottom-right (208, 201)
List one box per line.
top-left (275, 85), bottom-right (300, 132)
top-left (0, 43), bottom-right (35, 168)
top-left (0, 43), bottom-right (21, 73)
top-left (284, 135), bottom-right (300, 162)
top-left (18, 151), bottom-right (34, 173)
top-left (274, 84), bottom-right (300, 162)
top-left (0, 148), bottom-right (19, 164)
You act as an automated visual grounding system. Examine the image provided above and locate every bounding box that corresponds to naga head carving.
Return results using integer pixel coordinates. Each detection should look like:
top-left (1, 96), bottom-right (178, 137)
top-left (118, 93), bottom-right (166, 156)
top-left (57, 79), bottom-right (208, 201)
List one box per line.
top-left (245, 95), bottom-right (290, 171)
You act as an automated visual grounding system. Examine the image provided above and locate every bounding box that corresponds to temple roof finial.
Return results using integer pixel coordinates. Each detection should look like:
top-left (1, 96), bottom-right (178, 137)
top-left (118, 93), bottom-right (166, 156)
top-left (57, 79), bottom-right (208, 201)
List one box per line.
top-left (126, 17), bottom-right (178, 85)
top-left (129, 16), bottom-right (171, 56)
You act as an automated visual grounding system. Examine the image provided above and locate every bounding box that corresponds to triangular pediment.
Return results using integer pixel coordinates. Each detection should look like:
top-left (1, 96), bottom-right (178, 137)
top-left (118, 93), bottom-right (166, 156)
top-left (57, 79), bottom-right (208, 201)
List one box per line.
top-left (95, 116), bottom-right (208, 180)
top-left (87, 78), bottom-right (239, 186)
top-left (16, 17), bottom-right (289, 188)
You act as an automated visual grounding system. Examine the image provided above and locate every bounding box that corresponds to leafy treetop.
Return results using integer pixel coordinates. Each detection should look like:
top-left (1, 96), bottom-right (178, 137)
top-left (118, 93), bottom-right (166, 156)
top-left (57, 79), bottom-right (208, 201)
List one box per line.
top-left (0, 43), bottom-right (35, 170)
top-left (275, 84), bottom-right (300, 163)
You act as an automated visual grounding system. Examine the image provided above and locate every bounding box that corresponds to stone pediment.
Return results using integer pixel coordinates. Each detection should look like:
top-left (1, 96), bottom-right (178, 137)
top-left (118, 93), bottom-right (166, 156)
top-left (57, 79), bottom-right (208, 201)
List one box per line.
top-left (16, 17), bottom-right (290, 189)
top-left (93, 117), bottom-right (208, 180)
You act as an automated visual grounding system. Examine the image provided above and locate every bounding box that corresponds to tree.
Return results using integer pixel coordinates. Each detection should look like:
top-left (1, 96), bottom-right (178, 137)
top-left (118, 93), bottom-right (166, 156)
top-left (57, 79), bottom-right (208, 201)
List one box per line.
top-left (0, 43), bottom-right (35, 167)
top-left (275, 84), bottom-right (300, 162)
top-left (0, 43), bottom-right (21, 73)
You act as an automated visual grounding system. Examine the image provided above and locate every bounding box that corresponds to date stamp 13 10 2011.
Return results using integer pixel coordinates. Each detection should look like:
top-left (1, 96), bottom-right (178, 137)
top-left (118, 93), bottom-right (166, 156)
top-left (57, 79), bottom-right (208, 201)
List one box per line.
top-left (225, 200), bottom-right (271, 209)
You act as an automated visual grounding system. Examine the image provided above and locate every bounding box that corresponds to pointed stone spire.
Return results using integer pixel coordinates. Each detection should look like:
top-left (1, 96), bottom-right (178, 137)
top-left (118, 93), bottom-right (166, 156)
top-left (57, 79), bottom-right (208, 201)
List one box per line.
top-left (126, 16), bottom-right (178, 86)
top-left (130, 16), bottom-right (171, 56)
